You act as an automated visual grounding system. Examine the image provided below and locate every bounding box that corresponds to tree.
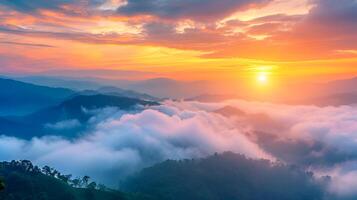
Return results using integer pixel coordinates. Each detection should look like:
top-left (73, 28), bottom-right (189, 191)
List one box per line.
top-left (123, 152), bottom-right (326, 200)
top-left (97, 184), bottom-right (107, 191)
top-left (0, 161), bottom-right (137, 200)
top-left (71, 178), bottom-right (81, 188)
top-left (82, 175), bottom-right (90, 187)
top-left (58, 174), bottom-right (72, 184)
top-left (87, 182), bottom-right (97, 190)
top-left (42, 166), bottom-right (52, 176)
top-left (0, 179), bottom-right (4, 191)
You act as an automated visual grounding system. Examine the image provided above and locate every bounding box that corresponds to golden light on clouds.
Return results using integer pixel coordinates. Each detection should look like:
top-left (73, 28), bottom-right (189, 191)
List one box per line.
top-left (226, 0), bottom-right (312, 22)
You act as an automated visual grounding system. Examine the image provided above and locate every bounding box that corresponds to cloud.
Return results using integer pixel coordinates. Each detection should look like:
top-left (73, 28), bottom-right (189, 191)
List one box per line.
top-left (3, 98), bottom-right (357, 198)
top-left (1, 0), bottom-right (356, 61)
top-left (0, 0), bottom-right (107, 14)
top-left (117, 0), bottom-right (271, 21)
top-left (175, 99), bottom-right (357, 198)
top-left (323, 162), bottom-right (357, 197)
top-left (0, 104), bottom-right (269, 186)
top-left (44, 119), bottom-right (81, 130)
top-left (183, 100), bottom-right (357, 163)
top-left (0, 40), bottom-right (55, 48)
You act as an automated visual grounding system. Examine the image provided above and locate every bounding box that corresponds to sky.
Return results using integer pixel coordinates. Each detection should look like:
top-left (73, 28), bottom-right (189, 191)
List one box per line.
top-left (0, 0), bottom-right (357, 83)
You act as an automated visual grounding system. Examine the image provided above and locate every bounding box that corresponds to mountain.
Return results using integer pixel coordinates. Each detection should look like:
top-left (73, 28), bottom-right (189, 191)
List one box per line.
top-left (0, 117), bottom-right (41, 139)
top-left (24, 94), bottom-right (158, 124)
top-left (0, 78), bottom-right (74, 116)
top-left (12, 75), bottom-right (104, 91)
top-left (280, 77), bottom-right (357, 106)
top-left (9, 75), bottom-right (227, 99)
top-left (214, 106), bottom-right (246, 117)
top-left (123, 78), bottom-right (214, 99)
top-left (0, 160), bottom-right (153, 200)
top-left (188, 94), bottom-right (240, 102)
top-left (0, 154), bottom-right (328, 200)
top-left (324, 77), bottom-right (357, 94)
top-left (304, 77), bottom-right (357, 106)
top-left (298, 93), bottom-right (357, 106)
top-left (0, 94), bottom-right (159, 139)
top-left (97, 87), bottom-right (160, 101)
top-left (10, 75), bottom-right (160, 101)
top-left (188, 77), bottom-right (357, 106)
top-left (123, 152), bottom-right (327, 200)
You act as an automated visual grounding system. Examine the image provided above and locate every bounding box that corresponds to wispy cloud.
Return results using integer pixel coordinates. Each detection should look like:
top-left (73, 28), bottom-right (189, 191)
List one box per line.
top-left (0, 40), bottom-right (55, 47)
top-left (0, 0), bottom-right (356, 61)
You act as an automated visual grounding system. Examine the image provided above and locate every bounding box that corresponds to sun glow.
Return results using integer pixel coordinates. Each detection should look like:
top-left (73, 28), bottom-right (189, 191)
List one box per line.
top-left (257, 72), bottom-right (269, 85)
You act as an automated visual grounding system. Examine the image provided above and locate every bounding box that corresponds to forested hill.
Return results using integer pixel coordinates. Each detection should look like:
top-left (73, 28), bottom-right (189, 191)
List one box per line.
top-left (0, 153), bottom-right (331, 200)
top-left (123, 152), bottom-right (329, 200)
top-left (0, 160), bottom-right (153, 200)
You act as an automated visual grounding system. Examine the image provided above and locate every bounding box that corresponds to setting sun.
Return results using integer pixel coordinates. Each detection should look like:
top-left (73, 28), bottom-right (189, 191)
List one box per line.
top-left (257, 72), bottom-right (269, 85)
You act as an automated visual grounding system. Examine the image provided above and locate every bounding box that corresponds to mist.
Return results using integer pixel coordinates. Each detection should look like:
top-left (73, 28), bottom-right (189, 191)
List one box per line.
top-left (1, 99), bottom-right (357, 198)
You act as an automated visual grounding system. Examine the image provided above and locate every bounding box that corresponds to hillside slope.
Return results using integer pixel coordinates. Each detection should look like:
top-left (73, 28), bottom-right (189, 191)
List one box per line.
top-left (0, 78), bottom-right (74, 116)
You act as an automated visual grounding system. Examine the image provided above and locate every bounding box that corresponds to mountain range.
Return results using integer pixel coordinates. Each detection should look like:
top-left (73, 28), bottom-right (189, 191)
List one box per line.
top-left (0, 94), bottom-right (158, 139)
top-left (10, 74), bottom-right (357, 106)
top-left (0, 77), bottom-right (159, 139)
top-left (0, 78), bottom-right (74, 116)
top-left (3, 75), bottom-right (357, 140)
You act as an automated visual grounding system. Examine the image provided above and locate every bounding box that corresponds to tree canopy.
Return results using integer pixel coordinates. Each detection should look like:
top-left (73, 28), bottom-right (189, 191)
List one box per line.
top-left (123, 152), bottom-right (329, 200)
top-left (0, 160), bottom-right (152, 200)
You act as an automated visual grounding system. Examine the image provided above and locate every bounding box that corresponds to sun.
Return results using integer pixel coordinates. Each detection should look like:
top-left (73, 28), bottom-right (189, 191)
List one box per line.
top-left (257, 72), bottom-right (268, 84)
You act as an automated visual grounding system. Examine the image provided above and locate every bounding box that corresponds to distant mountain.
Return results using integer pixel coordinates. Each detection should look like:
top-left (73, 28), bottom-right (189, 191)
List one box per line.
top-left (0, 117), bottom-right (41, 139)
top-left (189, 77), bottom-right (357, 106)
top-left (12, 75), bottom-right (104, 91)
top-left (13, 74), bottom-right (357, 105)
top-left (8, 75), bottom-right (226, 99)
top-left (10, 75), bottom-right (161, 101)
top-left (0, 94), bottom-right (159, 139)
top-left (123, 78), bottom-right (214, 99)
top-left (302, 77), bottom-right (357, 106)
top-left (25, 94), bottom-right (158, 124)
top-left (188, 94), bottom-right (240, 102)
top-left (35, 69), bottom-right (157, 81)
top-left (324, 77), bottom-right (357, 94)
top-left (123, 152), bottom-right (326, 200)
top-left (298, 92), bottom-right (357, 106)
top-left (97, 87), bottom-right (160, 101)
top-left (279, 77), bottom-right (357, 106)
top-left (214, 106), bottom-right (246, 117)
top-left (0, 78), bottom-right (74, 116)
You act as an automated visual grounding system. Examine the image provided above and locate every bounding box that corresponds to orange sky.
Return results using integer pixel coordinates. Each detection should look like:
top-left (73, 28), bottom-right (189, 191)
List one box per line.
top-left (0, 0), bottom-right (357, 84)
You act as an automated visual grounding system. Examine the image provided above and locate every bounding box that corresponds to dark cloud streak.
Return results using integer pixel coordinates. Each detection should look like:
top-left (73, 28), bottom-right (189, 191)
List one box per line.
top-left (117, 0), bottom-right (272, 21)
top-left (0, 40), bottom-right (55, 48)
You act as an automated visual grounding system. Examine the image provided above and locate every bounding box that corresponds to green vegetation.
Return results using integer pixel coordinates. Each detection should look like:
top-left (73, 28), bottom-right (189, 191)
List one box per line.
top-left (0, 178), bottom-right (4, 191)
top-left (0, 153), bottom-right (330, 200)
top-left (0, 160), bottom-right (152, 200)
top-left (123, 152), bottom-right (328, 200)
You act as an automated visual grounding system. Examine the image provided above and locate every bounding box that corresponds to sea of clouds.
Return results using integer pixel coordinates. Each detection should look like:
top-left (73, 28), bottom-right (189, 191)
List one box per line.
top-left (1, 99), bottom-right (357, 197)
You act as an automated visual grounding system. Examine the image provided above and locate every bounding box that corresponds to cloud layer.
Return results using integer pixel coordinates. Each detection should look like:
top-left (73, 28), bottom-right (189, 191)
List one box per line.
top-left (0, 104), bottom-right (268, 186)
top-left (2, 99), bottom-right (357, 198)
top-left (0, 0), bottom-right (357, 63)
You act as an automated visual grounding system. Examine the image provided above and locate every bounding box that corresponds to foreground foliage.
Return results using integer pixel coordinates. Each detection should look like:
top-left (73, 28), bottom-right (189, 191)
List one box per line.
top-left (0, 160), bottom-right (152, 200)
top-left (0, 153), bottom-right (330, 200)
